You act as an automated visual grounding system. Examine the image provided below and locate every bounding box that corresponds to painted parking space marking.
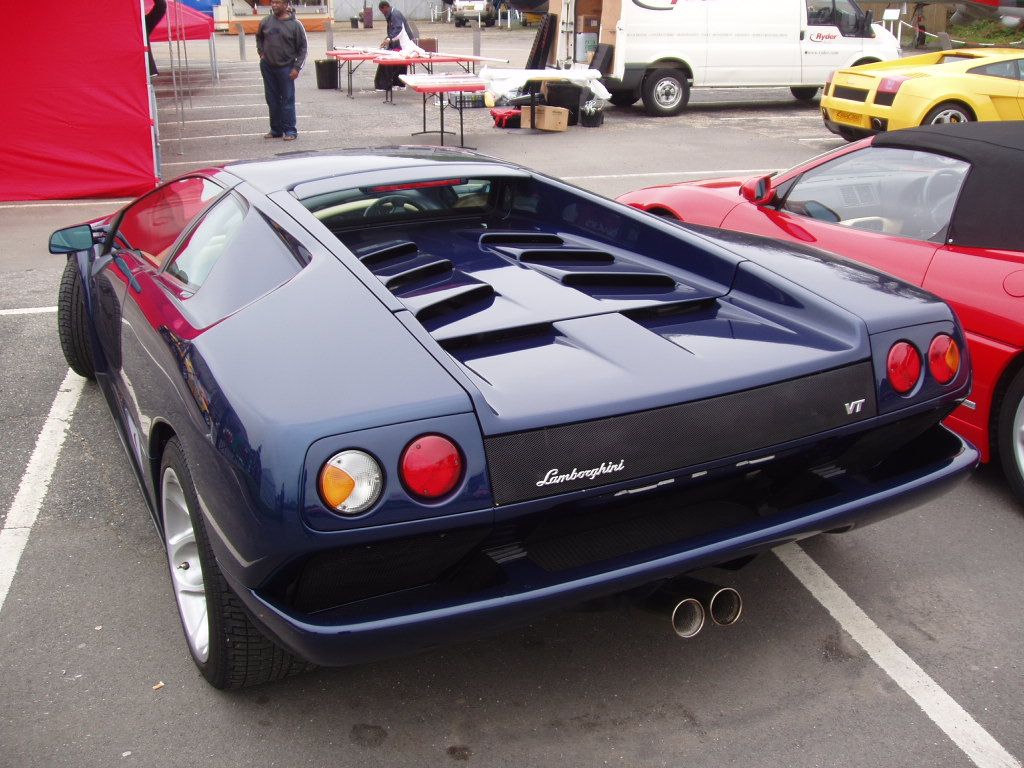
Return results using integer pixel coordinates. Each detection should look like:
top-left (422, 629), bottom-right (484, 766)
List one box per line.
top-left (776, 542), bottom-right (1021, 768)
top-left (159, 114), bottom-right (311, 126)
top-left (0, 370), bottom-right (85, 614)
top-left (164, 130), bottom-right (330, 141)
top-left (0, 307), bottom-right (57, 316)
top-left (162, 158), bottom-right (241, 168)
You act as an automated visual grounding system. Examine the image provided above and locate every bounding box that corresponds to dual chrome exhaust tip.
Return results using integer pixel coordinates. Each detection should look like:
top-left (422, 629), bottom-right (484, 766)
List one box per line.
top-left (643, 577), bottom-right (743, 639)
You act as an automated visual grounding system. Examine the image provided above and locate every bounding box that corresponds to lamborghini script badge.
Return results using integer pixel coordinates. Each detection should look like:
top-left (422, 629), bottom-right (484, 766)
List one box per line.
top-left (536, 460), bottom-right (626, 487)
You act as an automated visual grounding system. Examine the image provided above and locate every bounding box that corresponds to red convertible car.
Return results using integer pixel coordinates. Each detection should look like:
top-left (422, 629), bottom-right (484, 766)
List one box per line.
top-left (619, 123), bottom-right (1024, 505)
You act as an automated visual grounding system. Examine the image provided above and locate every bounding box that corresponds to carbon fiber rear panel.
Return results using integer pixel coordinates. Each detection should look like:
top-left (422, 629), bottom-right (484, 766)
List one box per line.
top-left (485, 362), bottom-right (876, 505)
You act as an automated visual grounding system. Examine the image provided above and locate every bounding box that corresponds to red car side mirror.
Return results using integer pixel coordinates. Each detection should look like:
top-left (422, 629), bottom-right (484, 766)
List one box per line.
top-left (740, 175), bottom-right (775, 206)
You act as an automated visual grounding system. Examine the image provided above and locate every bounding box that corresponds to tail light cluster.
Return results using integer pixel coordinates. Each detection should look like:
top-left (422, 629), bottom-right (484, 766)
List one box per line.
top-left (873, 76), bottom-right (909, 107)
top-left (317, 434), bottom-right (464, 517)
top-left (886, 334), bottom-right (960, 395)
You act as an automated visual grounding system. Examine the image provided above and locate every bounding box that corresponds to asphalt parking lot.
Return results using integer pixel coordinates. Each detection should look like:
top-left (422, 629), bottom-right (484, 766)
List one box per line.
top-left (1, 22), bottom-right (1022, 768)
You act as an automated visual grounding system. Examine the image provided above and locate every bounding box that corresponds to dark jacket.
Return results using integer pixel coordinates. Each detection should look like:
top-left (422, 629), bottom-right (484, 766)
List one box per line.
top-left (385, 7), bottom-right (414, 43)
top-left (257, 12), bottom-right (308, 70)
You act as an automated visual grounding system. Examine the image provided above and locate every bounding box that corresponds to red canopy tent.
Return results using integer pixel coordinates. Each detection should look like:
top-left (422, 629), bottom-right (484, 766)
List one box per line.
top-left (2, 2), bottom-right (157, 201)
top-left (150, 0), bottom-right (215, 41)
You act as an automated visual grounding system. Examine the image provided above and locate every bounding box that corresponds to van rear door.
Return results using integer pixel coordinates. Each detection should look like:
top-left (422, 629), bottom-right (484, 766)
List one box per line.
top-left (704, 0), bottom-right (800, 85)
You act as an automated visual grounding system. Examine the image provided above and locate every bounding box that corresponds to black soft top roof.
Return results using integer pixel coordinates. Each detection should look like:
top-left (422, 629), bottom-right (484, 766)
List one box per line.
top-left (873, 122), bottom-right (1024, 252)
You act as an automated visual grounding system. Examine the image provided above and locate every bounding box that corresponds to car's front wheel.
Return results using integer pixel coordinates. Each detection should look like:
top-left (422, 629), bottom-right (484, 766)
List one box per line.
top-left (160, 438), bottom-right (310, 688)
top-left (642, 69), bottom-right (689, 116)
top-left (57, 259), bottom-right (95, 380)
top-left (922, 101), bottom-right (974, 125)
top-left (996, 368), bottom-right (1024, 506)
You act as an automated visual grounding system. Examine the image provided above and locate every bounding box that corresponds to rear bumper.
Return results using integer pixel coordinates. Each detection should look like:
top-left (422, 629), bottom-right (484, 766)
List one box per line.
top-left (227, 425), bottom-right (978, 667)
top-left (822, 108), bottom-right (880, 138)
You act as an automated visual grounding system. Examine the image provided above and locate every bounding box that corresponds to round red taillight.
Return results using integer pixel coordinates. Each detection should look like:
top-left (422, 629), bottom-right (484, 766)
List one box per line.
top-left (400, 435), bottom-right (463, 500)
top-left (887, 341), bottom-right (922, 394)
top-left (928, 334), bottom-right (960, 384)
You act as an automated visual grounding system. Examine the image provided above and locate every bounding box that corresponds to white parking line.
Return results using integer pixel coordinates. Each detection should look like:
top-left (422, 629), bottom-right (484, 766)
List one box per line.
top-left (164, 130), bottom-right (330, 141)
top-left (776, 542), bottom-right (1021, 768)
top-left (162, 158), bottom-right (241, 167)
top-left (0, 307), bottom-right (57, 316)
top-left (0, 370), bottom-right (85, 614)
top-left (160, 114), bottom-right (310, 125)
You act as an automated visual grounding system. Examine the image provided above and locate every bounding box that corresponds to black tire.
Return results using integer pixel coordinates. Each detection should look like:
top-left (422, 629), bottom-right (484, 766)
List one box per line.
top-left (57, 259), bottom-right (95, 380)
top-left (837, 126), bottom-right (867, 142)
top-left (922, 101), bottom-right (974, 126)
top-left (641, 69), bottom-right (689, 117)
top-left (159, 438), bottom-right (312, 689)
top-left (996, 367), bottom-right (1024, 506)
top-left (609, 91), bottom-right (640, 108)
top-left (790, 86), bottom-right (819, 101)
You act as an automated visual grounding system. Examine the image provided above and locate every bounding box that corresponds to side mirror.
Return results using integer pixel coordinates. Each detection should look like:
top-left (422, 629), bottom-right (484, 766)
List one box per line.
top-left (49, 224), bottom-right (95, 254)
top-left (860, 9), bottom-right (873, 35)
top-left (739, 175), bottom-right (775, 206)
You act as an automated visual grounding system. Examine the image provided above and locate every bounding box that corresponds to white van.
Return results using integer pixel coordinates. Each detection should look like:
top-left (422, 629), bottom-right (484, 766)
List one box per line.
top-left (554, 0), bottom-right (900, 115)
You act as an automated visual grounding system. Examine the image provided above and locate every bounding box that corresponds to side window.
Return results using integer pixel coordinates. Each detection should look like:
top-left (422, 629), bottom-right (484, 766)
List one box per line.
top-left (166, 194), bottom-right (246, 289)
top-left (169, 205), bottom-right (307, 329)
top-left (806, 0), bottom-right (834, 26)
top-left (968, 60), bottom-right (1021, 80)
top-left (780, 147), bottom-right (969, 241)
top-left (113, 177), bottom-right (222, 265)
top-left (832, 0), bottom-right (862, 36)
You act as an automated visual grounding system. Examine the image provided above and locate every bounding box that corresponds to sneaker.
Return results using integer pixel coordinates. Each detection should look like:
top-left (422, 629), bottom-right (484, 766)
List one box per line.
top-left (283, 134), bottom-right (297, 141)
top-left (263, 132), bottom-right (282, 139)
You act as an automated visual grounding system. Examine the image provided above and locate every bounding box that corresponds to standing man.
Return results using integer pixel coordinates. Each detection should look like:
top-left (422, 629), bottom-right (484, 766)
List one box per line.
top-left (375, 1), bottom-right (416, 92)
top-left (379, 1), bottom-right (414, 51)
top-left (257, 0), bottom-right (307, 141)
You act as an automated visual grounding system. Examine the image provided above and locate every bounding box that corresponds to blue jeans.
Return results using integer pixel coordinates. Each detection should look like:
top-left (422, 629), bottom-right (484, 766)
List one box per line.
top-left (261, 60), bottom-right (297, 137)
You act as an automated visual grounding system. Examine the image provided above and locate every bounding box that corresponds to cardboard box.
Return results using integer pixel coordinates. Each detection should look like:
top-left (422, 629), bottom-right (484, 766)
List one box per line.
top-left (521, 105), bottom-right (569, 132)
top-left (576, 14), bottom-right (599, 31)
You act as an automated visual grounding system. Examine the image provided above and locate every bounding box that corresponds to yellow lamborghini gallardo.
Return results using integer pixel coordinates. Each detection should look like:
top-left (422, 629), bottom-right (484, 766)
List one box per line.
top-left (821, 48), bottom-right (1024, 141)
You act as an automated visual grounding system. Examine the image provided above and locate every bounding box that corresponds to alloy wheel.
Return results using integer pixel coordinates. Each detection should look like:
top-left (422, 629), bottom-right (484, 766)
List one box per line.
top-left (161, 467), bottom-right (209, 663)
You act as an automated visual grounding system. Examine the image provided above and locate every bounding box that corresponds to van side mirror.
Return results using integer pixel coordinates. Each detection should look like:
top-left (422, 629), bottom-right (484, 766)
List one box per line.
top-left (739, 175), bottom-right (775, 206)
top-left (860, 9), bottom-right (873, 35)
top-left (49, 224), bottom-right (95, 254)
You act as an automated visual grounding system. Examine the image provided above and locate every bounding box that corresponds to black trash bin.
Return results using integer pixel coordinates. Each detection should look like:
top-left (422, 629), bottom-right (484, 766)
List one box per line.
top-left (314, 59), bottom-right (338, 90)
top-left (350, 16), bottom-right (359, 28)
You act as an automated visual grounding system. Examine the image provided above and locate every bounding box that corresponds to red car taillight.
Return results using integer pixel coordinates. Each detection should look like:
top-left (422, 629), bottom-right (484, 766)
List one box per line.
top-left (928, 334), bottom-right (961, 384)
top-left (400, 434), bottom-right (463, 499)
top-left (877, 76), bottom-right (909, 95)
top-left (887, 341), bottom-right (922, 394)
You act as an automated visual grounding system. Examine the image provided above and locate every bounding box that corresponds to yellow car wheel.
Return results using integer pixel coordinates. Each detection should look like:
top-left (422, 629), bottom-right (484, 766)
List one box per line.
top-left (923, 101), bottom-right (975, 125)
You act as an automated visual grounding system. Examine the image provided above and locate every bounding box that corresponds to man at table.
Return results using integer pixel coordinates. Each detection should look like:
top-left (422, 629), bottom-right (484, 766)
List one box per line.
top-left (375, 1), bottom-right (416, 90)
top-left (257, 0), bottom-right (307, 141)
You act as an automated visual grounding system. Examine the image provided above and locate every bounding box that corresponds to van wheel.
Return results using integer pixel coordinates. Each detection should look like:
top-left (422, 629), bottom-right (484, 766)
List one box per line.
top-left (609, 91), bottom-right (640, 107)
top-left (57, 259), bottom-right (96, 380)
top-left (160, 438), bottom-right (312, 689)
top-left (642, 69), bottom-right (689, 116)
top-left (790, 86), bottom-right (819, 101)
top-left (996, 367), bottom-right (1024, 506)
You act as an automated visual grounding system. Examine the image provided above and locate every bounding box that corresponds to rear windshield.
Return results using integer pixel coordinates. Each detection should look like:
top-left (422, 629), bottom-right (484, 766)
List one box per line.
top-left (301, 177), bottom-right (494, 228)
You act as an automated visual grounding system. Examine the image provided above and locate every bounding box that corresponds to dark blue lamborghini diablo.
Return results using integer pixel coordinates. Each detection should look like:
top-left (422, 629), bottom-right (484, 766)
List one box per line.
top-left (51, 147), bottom-right (977, 688)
